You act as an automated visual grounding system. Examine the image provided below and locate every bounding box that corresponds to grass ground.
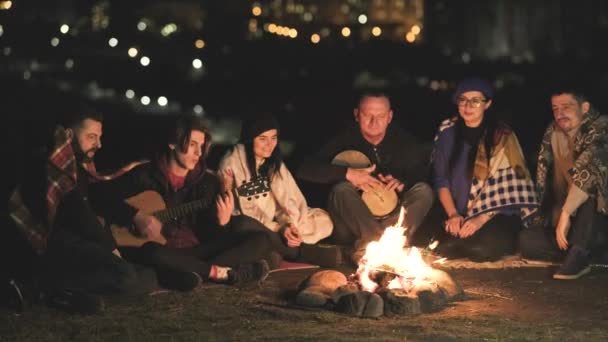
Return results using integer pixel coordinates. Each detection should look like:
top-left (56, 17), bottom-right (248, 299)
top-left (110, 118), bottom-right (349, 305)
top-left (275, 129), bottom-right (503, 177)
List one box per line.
top-left (2, 266), bottom-right (608, 341)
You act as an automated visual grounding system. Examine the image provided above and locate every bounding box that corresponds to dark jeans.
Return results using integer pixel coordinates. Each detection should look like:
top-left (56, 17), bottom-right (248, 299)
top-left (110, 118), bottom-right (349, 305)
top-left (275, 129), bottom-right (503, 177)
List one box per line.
top-left (415, 204), bottom-right (524, 261)
top-left (45, 230), bottom-right (157, 297)
top-left (518, 198), bottom-right (608, 261)
top-left (121, 227), bottom-right (271, 281)
top-left (229, 215), bottom-right (299, 259)
top-left (328, 181), bottom-right (434, 250)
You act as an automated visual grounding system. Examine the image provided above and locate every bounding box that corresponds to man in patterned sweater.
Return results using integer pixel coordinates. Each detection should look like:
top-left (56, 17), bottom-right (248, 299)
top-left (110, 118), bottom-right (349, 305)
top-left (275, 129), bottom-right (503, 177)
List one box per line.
top-left (519, 88), bottom-right (608, 279)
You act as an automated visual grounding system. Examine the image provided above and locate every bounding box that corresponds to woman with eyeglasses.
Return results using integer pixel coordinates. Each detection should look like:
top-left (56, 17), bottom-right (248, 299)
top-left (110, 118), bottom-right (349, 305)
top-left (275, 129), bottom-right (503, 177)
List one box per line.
top-left (422, 78), bottom-right (539, 261)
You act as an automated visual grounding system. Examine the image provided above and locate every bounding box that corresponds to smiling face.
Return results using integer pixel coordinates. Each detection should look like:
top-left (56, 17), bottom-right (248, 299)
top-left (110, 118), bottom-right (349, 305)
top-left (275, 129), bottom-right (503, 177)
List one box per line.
top-left (253, 129), bottom-right (278, 161)
top-left (169, 129), bottom-right (206, 175)
top-left (551, 93), bottom-right (589, 133)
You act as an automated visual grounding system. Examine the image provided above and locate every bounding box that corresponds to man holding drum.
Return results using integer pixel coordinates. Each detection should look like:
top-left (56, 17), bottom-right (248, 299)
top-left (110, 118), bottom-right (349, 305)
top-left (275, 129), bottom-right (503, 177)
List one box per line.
top-left (297, 92), bottom-right (433, 264)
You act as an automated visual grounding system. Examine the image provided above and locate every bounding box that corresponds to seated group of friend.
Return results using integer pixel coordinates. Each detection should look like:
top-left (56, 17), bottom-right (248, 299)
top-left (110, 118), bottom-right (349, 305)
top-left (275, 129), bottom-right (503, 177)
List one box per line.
top-left (6, 78), bottom-right (608, 314)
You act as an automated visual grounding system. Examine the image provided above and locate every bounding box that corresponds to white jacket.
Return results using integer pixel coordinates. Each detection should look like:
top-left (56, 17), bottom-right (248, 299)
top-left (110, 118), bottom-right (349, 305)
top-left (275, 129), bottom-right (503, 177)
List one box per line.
top-left (219, 144), bottom-right (333, 244)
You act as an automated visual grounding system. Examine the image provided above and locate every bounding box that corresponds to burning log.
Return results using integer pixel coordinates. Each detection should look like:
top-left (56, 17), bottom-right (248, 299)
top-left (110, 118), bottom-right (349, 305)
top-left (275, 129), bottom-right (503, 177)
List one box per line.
top-left (377, 289), bottom-right (421, 316)
top-left (294, 209), bottom-right (464, 317)
top-left (335, 291), bottom-right (384, 318)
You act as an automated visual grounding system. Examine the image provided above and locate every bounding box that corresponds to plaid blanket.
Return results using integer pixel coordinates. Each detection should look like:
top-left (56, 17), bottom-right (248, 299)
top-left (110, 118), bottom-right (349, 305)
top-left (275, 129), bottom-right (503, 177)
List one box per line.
top-left (434, 117), bottom-right (539, 222)
top-left (9, 125), bottom-right (146, 254)
top-left (467, 167), bottom-right (538, 219)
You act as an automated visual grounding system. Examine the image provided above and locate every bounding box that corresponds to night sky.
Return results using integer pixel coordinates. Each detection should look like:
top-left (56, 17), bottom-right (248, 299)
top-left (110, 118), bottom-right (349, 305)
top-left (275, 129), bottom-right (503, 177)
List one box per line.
top-left (2, 0), bottom-right (608, 204)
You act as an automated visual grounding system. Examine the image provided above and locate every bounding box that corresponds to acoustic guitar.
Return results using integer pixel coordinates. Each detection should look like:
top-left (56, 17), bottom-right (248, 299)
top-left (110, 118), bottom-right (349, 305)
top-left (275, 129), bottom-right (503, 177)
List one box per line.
top-left (110, 190), bottom-right (210, 247)
top-left (331, 150), bottom-right (399, 218)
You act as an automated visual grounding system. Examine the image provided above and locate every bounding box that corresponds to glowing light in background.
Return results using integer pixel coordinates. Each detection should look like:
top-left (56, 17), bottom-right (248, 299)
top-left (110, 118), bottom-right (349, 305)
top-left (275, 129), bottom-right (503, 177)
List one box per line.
top-left (128, 47), bottom-right (138, 58)
top-left (65, 59), bottom-right (74, 69)
top-left (193, 104), bottom-right (204, 115)
top-left (140, 96), bottom-right (150, 105)
top-left (358, 14), bottom-right (368, 24)
top-left (411, 25), bottom-right (421, 35)
top-left (288, 28), bottom-right (298, 38)
top-left (341, 27), bottom-right (351, 37)
top-left (108, 37), bottom-right (118, 47)
top-left (252, 5), bottom-right (262, 16)
top-left (192, 58), bottom-right (203, 69)
top-left (137, 21), bottom-right (147, 31)
top-left (60, 24), bottom-right (69, 34)
top-left (406, 32), bottom-right (416, 43)
top-left (310, 34), bottom-right (320, 44)
top-left (371, 26), bottom-right (382, 37)
top-left (161, 23), bottom-right (177, 37)
top-left (140, 56), bottom-right (150, 66)
top-left (50, 37), bottom-right (60, 47)
top-left (195, 39), bottom-right (205, 49)
top-left (0, 1), bottom-right (12, 10)
top-left (157, 96), bottom-right (168, 106)
top-left (125, 89), bottom-right (135, 99)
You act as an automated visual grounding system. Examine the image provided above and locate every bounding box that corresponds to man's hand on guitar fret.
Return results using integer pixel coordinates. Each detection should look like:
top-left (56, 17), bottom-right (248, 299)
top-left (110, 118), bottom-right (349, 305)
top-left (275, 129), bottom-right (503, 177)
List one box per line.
top-left (346, 164), bottom-right (381, 191)
top-left (133, 211), bottom-right (163, 242)
top-left (377, 174), bottom-right (405, 193)
top-left (216, 190), bottom-right (234, 226)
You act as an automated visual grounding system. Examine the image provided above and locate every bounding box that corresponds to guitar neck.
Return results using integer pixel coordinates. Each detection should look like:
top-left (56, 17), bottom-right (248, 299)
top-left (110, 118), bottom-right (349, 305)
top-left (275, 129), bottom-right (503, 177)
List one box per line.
top-left (154, 198), bottom-right (209, 223)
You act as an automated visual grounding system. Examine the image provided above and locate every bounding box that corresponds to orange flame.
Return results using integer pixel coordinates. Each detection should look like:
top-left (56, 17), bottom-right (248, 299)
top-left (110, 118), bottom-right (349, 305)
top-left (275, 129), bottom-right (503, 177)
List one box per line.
top-left (356, 208), bottom-right (434, 293)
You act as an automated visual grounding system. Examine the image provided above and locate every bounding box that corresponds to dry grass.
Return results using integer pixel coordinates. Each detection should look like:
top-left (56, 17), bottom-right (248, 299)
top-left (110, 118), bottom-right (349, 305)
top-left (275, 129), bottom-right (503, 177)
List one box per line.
top-left (2, 267), bottom-right (608, 341)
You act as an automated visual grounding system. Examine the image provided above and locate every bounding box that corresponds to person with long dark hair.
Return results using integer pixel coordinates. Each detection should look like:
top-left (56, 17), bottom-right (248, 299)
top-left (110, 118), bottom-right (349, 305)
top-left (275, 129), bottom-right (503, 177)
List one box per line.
top-left (97, 114), bottom-right (271, 289)
top-left (219, 114), bottom-right (339, 267)
top-left (424, 78), bottom-right (539, 261)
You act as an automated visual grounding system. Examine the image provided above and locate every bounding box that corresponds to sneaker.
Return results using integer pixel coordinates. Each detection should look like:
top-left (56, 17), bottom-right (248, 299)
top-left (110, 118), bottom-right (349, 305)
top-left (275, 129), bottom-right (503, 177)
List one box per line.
top-left (45, 288), bottom-right (104, 315)
top-left (227, 260), bottom-right (270, 287)
top-left (298, 244), bottom-right (343, 268)
top-left (553, 246), bottom-right (591, 280)
top-left (157, 270), bottom-right (202, 292)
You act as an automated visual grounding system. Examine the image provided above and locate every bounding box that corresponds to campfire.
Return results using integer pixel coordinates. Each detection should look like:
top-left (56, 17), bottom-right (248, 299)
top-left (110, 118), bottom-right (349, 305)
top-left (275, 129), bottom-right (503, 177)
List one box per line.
top-left (343, 208), bottom-right (463, 316)
top-left (296, 208), bottom-right (464, 318)
top-left (356, 209), bottom-right (440, 293)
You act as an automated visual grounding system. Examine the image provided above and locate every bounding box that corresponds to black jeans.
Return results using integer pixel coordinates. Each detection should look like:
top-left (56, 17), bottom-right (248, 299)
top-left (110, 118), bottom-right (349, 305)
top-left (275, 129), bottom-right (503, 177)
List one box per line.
top-left (415, 204), bottom-right (524, 262)
top-left (45, 230), bottom-right (157, 297)
top-left (229, 215), bottom-right (300, 259)
top-left (518, 198), bottom-right (608, 261)
top-left (121, 227), bottom-right (271, 281)
top-left (328, 182), bottom-right (434, 251)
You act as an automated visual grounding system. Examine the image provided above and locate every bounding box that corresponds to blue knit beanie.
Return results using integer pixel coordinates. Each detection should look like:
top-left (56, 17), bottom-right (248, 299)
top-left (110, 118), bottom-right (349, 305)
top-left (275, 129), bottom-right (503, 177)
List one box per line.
top-left (453, 78), bottom-right (494, 103)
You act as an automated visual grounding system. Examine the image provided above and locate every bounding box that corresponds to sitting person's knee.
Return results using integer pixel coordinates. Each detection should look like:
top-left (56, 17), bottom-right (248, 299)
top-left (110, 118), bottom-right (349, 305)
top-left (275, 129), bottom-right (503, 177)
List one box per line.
top-left (330, 182), bottom-right (357, 196)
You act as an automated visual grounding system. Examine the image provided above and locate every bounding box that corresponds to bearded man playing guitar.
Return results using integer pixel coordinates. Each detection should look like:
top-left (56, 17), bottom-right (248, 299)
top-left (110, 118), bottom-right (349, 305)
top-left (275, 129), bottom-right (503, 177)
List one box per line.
top-left (297, 92), bottom-right (434, 264)
top-left (98, 115), bottom-right (271, 290)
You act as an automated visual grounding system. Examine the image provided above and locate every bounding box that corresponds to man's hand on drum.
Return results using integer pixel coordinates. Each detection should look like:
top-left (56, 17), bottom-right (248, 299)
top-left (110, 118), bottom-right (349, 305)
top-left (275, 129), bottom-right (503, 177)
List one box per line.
top-left (377, 173), bottom-right (405, 193)
top-left (346, 164), bottom-right (381, 192)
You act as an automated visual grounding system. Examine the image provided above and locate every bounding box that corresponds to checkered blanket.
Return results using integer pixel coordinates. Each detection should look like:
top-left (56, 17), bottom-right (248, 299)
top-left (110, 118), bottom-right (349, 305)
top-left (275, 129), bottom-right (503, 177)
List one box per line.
top-left (467, 167), bottom-right (538, 220)
top-left (434, 117), bottom-right (539, 222)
